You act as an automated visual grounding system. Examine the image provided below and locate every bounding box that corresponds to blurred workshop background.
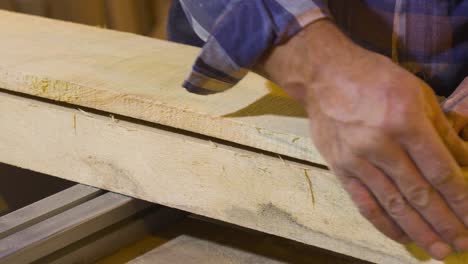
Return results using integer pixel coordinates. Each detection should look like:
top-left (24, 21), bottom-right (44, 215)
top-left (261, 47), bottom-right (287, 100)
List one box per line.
top-left (0, 0), bottom-right (171, 39)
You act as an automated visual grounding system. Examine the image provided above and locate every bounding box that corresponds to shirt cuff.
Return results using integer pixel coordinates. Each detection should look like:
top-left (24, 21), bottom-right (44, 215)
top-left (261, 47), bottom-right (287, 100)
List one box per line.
top-left (183, 0), bottom-right (330, 95)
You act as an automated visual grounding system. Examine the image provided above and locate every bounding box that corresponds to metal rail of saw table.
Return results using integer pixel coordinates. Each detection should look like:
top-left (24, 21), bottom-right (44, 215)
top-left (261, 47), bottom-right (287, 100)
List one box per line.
top-left (0, 184), bottom-right (185, 264)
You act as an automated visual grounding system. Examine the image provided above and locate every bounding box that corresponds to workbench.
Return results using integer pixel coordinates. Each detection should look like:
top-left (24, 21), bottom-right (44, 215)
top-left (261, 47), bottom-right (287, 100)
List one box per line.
top-left (0, 10), bottom-right (460, 264)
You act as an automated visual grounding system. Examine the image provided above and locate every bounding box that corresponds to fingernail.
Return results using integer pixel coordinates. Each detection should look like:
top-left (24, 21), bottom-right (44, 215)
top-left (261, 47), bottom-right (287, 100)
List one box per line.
top-left (455, 237), bottom-right (468, 252)
top-left (429, 242), bottom-right (452, 260)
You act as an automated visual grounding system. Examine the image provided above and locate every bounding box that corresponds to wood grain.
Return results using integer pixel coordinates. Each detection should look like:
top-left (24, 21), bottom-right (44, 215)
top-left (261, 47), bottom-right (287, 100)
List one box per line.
top-left (0, 91), bottom-right (444, 264)
top-left (0, 10), bottom-right (322, 165)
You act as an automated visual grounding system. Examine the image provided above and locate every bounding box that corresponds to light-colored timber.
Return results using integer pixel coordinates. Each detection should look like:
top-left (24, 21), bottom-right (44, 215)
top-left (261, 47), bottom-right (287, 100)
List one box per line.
top-left (128, 234), bottom-right (289, 264)
top-left (0, 91), bottom-right (444, 264)
top-left (0, 10), bottom-right (322, 165)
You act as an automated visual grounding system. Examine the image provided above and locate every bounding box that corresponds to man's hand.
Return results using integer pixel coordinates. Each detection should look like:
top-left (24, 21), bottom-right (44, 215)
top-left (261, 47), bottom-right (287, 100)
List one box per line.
top-left (444, 78), bottom-right (468, 140)
top-left (260, 20), bottom-right (468, 260)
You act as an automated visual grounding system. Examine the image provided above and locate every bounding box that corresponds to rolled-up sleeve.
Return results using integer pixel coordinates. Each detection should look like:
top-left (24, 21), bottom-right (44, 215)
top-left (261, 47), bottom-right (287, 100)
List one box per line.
top-left (179, 0), bottom-right (331, 95)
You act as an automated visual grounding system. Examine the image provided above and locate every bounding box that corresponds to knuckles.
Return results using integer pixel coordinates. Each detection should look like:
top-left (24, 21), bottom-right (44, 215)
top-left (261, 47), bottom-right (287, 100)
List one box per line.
top-left (377, 79), bottom-right (428, 137)
top-left (429, 169), bottom-right (456, 188)
top-left (447, 191), bottom-right (468, 207)
top-left (384, 194), bottom-right (408, 217)
top-left (380, 106), bottom-right (423, 138)
top-left (406, 186), bottom-right (431, 209)
top-left (356, 201), bottom-right (382, 221)
top-left (344, 129), bottom-right (390, 156)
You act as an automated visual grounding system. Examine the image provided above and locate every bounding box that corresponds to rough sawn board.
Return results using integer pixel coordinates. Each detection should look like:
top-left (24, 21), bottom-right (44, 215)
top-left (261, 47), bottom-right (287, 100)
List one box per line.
top-left (0, 91), bottom-right (445, 264)
top-left (0, 10), bottom-right (322, 165)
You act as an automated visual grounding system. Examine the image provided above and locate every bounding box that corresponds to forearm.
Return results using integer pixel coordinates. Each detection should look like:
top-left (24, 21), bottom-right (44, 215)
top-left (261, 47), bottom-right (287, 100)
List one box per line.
top-left (258, 19), bottom-right (370, 104)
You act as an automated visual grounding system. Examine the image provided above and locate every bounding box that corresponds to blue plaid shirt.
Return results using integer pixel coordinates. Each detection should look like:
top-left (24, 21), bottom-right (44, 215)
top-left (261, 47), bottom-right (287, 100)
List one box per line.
top-left (178, 0), bottom-right (468, 97)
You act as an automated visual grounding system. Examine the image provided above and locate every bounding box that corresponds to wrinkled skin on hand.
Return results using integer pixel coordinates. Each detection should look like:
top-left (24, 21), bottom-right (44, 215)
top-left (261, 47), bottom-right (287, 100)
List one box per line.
top-left (261, 20), bottom-right (468, 260)
top-left (306, 52), bottom-right (468, 261)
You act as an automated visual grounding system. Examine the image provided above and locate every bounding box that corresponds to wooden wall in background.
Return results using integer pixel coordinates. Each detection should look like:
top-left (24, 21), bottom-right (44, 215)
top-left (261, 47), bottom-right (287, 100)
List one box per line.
top-left (150, 0), bottom-right (171, 39)
top-left (0, 0), bottom-right (14, 10)
top-left (0, 0), bottom-right (171, 39)
top-left (48, 0), bottom-right (107, 26)
top-left (106, 0), bottom-right (153, 35)
top-left (11, 0), bottom-right (47, 15)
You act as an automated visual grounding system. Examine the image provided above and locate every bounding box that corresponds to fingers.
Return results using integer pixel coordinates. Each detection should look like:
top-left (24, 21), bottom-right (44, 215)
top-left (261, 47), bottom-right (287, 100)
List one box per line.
top-left (432, 107), bottom-right (468, 166)
top-left (424, 87), bottom-right (468, 166)
top-left (366, 137), bottom-right (468, 252)
top-left (443, 77), bottom-right (468, 114)
top-left (341, 159), bottom-right (452, 260)
top-left (338, 174), bottom-right (409, 243)
top-left (446, 112), bottom-right (468, 135)
top-left (400, 116), bottom-right (468, 233)
top-left (443, 79), bottom-right (468, 139)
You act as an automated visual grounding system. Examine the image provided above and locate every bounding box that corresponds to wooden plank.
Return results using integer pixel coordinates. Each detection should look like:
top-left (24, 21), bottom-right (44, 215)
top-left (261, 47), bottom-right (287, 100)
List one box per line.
top-left (0, 184), bottom-right (102, 239)
top-left (0, 192), bottom-right (149, 264)
top-left (0, 91), bottom-right (437, 264)
top-left (105, 0), bottom-right (153, 35)
top-left (0, 10), bottom-right (322, 165)
top-left (129, 235), bottom-right (291, 264)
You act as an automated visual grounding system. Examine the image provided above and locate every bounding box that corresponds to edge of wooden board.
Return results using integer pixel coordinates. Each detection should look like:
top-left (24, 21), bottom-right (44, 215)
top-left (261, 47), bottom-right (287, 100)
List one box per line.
top-left (0, 91), bottom-right (444, 264)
